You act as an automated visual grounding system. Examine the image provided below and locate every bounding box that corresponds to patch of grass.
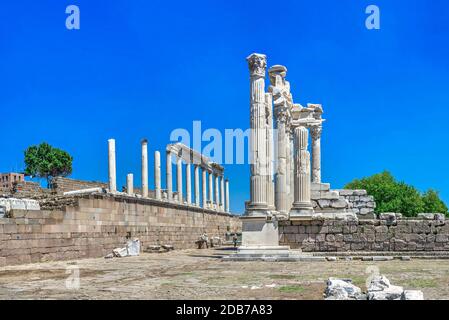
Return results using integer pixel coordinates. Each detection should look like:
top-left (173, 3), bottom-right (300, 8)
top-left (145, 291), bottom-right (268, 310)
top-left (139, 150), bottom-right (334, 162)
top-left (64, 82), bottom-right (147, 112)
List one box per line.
top-left (269, 274), bottom-right (298, 280)
top-left (406, 278), bottom-right (438, 288)
top-left (278, 285), bottom-right (306, 293)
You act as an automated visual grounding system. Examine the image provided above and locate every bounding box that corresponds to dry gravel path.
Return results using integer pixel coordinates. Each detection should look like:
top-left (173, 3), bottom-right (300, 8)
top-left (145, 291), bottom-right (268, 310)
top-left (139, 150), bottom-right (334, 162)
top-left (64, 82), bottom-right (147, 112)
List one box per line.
top-left (0, 248), bottom-right (448, 300)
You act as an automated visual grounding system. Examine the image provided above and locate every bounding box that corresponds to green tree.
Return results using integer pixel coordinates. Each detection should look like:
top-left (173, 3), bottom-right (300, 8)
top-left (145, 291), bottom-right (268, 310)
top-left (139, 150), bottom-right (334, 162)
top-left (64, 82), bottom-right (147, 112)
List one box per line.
top-left (344, 171), bottom-right (447, 217)
top-left (422, 189), bottom-right (448, 215)
top-left (24, 142), bottom-right (73, 187)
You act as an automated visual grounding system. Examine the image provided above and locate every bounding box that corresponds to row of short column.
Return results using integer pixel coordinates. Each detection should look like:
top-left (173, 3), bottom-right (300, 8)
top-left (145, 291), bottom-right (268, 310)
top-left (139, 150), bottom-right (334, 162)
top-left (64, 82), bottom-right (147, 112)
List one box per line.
top-left (164, 151), bottom-right (230, 212)
top-left (107, 139), bottom-right (230, 212)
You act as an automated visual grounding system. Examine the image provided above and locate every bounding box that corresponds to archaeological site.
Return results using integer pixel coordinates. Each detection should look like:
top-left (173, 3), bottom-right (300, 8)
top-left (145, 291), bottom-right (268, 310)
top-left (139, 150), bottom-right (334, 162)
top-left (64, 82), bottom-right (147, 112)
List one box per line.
top-left (1, 51), bottom-right (448, 303)
top-left (3, 0), bottom-right (449, 306)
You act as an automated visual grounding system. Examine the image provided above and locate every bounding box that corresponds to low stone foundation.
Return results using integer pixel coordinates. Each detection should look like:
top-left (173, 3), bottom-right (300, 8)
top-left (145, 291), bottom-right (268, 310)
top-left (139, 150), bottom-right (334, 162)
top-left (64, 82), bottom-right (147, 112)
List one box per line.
top-left (279, 215), bottom-right (449, 252)
top-left (0, 194), bottom-right (241, 266)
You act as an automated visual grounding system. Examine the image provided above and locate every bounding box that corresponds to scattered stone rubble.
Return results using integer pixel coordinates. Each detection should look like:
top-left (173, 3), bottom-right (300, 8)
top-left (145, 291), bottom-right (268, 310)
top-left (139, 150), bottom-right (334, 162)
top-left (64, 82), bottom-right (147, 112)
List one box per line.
top-left (324, 275), bottom-right (424, 300)
top-left (105, 239), bottom-right (141, 258)
top-left (144, 244), bottom-right (175, 253)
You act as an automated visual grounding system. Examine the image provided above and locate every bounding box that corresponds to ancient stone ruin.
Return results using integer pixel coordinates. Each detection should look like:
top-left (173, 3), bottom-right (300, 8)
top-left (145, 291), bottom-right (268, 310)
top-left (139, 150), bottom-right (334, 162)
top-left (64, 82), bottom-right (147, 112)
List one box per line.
top-left (234, 53), bottom-right (449, 259)
top-left (1, 53), bottom-right (449, 268)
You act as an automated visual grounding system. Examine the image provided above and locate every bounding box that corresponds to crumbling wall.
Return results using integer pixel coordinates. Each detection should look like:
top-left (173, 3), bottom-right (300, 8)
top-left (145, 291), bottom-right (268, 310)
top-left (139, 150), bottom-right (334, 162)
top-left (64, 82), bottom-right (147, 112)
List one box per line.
top-left (0, 194), bottom-right (241, 266)
top-left (279, 214), bottom-right (449, 252)
top-left (311, 183), bottom-right (376, 218)
top-left (50, 177), bottom-right (108, 194)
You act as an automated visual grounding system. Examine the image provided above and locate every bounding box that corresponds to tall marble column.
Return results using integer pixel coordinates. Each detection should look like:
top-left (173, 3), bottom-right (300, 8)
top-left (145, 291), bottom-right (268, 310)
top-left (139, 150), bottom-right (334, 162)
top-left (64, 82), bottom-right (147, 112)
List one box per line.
top-left (166, 151), bottom-right (172, 201)
top-left (208, 170), bottom-right (213, 208)
top-left (274, 115), bottom-right (288, 215)
top-left (194, 165), bottom-right (200, 206)
top-left (288, 132), bottom-right (295, 208)
top-left (311, 126), bottom-right (322, 183)
top-left (246, 53), bottom-right (268, 215)
top-left (291, 126), bottom-right (314, 216)
top-left (202, 168), bottom-right (207, 208)
top-left (220, 175), bottom-right (225, 211)
top-left (154, 151), bottom-right (161, 200)
top-left (176, 156), bottom-right (183, 203)
top-left (214, 174), bottom-right (219, 210)
top-left (265, 93), bottom-right (275, 211)
top-left (141, 139), bottom-right (149, 198)
top-left (186, 163), bottom-right (191, 204)
top-left (126, 173), bottom-right (133, 195)
top-left (108, 139), bottom-right (117, 193)
top-left (225, 179), bottom-right (230, 212)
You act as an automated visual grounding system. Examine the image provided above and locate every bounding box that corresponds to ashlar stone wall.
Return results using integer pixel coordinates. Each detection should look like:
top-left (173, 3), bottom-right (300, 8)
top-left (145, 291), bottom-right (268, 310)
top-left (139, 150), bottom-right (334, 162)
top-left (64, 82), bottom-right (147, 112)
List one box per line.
top-left (0, 194), bottom-right (241, 267)
top-left (279, 214), bottom-right (449, 252)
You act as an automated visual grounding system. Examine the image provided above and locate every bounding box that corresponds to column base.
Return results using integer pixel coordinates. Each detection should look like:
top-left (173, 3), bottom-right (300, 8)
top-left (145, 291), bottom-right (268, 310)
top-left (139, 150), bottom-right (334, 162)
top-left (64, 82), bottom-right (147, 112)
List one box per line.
top-left (289, 205), bottom-right (315, 220)
top-left (240, 214), bottom-right (279, 247)
top-left (223, 214), bottom-right (292, 261)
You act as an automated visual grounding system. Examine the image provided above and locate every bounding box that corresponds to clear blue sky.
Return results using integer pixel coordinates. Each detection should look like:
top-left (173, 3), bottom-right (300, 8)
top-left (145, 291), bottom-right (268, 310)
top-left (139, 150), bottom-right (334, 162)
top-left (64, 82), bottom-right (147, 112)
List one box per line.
top-left (1, 0), bottom-right (448, 214)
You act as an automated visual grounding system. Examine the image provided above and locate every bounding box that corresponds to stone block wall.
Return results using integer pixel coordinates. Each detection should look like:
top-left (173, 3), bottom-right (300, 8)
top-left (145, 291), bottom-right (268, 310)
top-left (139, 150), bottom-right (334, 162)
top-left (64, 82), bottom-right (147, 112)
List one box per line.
top-left (0, 194), bottom-right (241, 266)
top-left (50, 177), bottom-right (108, 194)
top-left (279, 215), bottom-right (449, 252)
top-left (311, 183), bottom-right (376, 219)
top-left (336, 189), bottom-right (376, 218)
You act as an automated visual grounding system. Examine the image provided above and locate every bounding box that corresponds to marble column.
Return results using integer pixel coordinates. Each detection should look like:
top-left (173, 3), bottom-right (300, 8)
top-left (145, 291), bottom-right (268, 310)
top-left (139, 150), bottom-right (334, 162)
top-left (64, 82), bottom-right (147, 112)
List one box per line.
top-left (225, 179), bottom-right (230, 212)
top-left (202, 168), bottom-right (207, 208)
top-left (154, 151), bottom-right (161, 200)
top-left (220, 175), bottom-right (225, 211)
top-left (291, 126), bottom-right (314, 216)
top-left (186, 163), bottom-right (191, 204)
top-left (141, 139), bottom-right (149, 198)
top-left (288, 132), bottom-right (295, 208)
top-left (208, 170), bottom-right (213, 208)
top-left (108, 139), bottom-right (117, 193)
top-left (274, 115), bottom-right (288, 215)
top-left (311, 126), bottom-right (322, 183)
top-left (285, 129), bottom-right (292, 209)
top-left (194, 165), bottom-right (200, 206)
top-left (166, 151), bottom-right (172, 201)
top-left (246, 53), bottom-right (268, 214)
top-left (126, 174), bottom-right (133, 195)
top-left (265, 93), bottom-right (275, 211)
top-left (214, 174), bottom-right (219, 210)
top-left (176, 156), bottom-right (183, 203)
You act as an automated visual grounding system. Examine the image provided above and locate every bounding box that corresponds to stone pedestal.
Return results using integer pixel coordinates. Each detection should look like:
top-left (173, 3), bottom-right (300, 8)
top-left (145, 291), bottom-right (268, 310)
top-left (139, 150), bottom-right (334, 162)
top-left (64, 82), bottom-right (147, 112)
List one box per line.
top-left (241, 215), bottom-right (280, 247)
top-left (233, 215), bottom-right (290, 259)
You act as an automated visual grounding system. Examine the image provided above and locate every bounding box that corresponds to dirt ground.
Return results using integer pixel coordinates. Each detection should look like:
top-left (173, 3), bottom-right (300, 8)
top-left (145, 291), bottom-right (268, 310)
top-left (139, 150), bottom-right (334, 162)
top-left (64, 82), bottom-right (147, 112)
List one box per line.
top-left (0, 248), bottom-right (448, 300)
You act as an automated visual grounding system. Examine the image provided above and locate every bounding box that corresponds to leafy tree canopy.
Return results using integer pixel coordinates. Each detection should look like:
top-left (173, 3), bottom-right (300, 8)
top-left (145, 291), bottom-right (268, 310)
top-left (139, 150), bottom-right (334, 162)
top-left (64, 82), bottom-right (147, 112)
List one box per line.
top-left (24, 142), bottom-right (73, 187)
top-left (345, 171), bottom-right (448, 217)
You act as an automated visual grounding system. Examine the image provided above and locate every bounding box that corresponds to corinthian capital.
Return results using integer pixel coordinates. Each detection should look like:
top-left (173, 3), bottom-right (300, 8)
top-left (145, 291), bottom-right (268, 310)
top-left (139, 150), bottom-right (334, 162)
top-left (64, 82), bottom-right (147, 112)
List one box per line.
top-left (247, 53), bottom-right (267, 78)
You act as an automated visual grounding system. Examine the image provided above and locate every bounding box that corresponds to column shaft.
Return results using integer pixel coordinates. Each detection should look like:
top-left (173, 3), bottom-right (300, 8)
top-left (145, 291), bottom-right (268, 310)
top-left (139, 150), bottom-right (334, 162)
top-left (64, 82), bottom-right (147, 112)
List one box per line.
top-left (220, 175), bottom-right (225, 211)
top-left (177, 157), bottom-right (183, 203)
top-left (275, 121), bottom-right (288, 214)
top-left (292, 126), bottom-right (314, 215)
top-left (225, 179), bottom-right (230, 212)
top-left (246, 53), bottom-right (268, 213)
top-left (108, 139), bottom-right (117, 193)
top-left (154, 151), bottom-right (161, 199)
top-left (141, 139), bottom-right (149, 198)
top-left (265, 93), bottom-right (275, 210)
top-left (186, 163), bottom-right (191, 204)
top-left (208, 171), bottom-right (213, 208)
top-left (311, 126), bottom-right (322, 183)
top-left (202, 168), bottom-right (207, 208)
top-left (214, 174), bottom-right (219, 210)
top-left (194, 165), bottom-right (200, 206)
top-left (166, 152), bottom-right (172, 201)
top-left (126, 173), bottom-right (133, 195)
